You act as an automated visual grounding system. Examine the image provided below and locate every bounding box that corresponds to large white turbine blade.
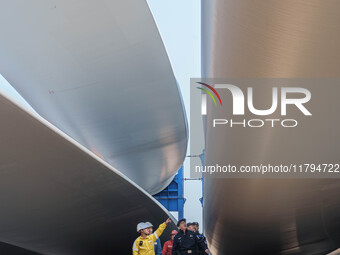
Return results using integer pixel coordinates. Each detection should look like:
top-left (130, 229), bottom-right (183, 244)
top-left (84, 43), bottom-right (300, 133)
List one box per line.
top-left (202, 0), bottom-right (340, 254)
top-left (0, 0), bottom-right (187, 194)
top-left (0, 91), bottom-right (176, 255)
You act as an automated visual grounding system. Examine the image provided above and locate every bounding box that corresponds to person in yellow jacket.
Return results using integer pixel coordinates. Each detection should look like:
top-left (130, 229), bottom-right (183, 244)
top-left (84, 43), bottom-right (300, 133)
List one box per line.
top-left (132, 218), bottom-right (172, 255)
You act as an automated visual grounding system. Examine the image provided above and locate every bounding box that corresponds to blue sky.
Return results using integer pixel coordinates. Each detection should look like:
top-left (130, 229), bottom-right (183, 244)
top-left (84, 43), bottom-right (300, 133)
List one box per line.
top-left (0, 75), bottom-right (30, 106)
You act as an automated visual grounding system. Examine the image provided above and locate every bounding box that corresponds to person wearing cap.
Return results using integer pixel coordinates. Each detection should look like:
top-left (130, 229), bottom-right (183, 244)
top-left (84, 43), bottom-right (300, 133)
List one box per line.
top-left (145, 222), bottom-right (162, 255)
top-left (132, 218), bottom-right (172, 255)
top-left (186, 223), bottom-right (195, 232)
top-left (172, 219), bottom-right (209, 255)
top-left (192, 222), bottom-right (208, 255)
top-left (162, 230), bottom-right (177, 255)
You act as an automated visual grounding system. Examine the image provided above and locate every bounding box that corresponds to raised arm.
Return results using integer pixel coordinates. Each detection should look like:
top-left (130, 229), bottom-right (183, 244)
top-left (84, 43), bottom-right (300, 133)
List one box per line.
top-left (152, 218), bottom-right (171, 242)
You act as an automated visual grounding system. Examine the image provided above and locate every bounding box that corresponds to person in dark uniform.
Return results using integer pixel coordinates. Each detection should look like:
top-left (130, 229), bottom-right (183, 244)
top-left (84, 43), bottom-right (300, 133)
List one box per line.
top-left (172, 219), bottom-right (209, 255)
top-left (186, 222), bottom-right (195, 232)
top-left (192, 222), bottom-right (209, 255)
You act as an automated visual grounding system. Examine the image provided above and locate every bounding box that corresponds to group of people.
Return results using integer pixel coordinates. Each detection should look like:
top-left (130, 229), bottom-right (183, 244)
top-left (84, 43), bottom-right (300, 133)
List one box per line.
top-left (132, 218), bottom-right (210, 255)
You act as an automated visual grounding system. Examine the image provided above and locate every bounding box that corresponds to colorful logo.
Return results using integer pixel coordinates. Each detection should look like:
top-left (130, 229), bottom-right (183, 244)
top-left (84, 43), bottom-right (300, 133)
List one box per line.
top-left (196, 82), bottom-right (223, 107)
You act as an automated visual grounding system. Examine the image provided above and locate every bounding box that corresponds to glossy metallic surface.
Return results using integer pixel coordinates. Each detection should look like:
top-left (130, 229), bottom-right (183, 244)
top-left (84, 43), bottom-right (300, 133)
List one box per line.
top-left (0, 0), bottom-right (187, 195)
top-left (0, 92), bottom-right (176, 254)
top-left (0, 242), bottom-right (41, 255)
top-left (202, 1), bottom-right (340, 254)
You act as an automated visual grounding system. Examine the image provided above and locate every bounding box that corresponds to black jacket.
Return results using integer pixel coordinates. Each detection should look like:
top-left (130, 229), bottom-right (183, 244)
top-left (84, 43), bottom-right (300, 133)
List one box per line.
top-left (172, 230), bottom-right (206, 255)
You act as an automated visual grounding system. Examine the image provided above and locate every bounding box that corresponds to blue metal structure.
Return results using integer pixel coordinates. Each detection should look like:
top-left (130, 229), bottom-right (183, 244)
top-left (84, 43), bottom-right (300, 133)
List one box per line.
top-left (153, 166), bottom-right (185, 219)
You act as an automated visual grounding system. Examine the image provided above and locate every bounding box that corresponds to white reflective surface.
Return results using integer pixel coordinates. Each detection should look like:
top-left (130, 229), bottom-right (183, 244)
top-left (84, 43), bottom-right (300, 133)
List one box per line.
top-left (0, 91), bottom-right (177, 254)
top-left (0, 0), bottom-right (187, 194)
top-left (202, 1), bottom-right (340, 254)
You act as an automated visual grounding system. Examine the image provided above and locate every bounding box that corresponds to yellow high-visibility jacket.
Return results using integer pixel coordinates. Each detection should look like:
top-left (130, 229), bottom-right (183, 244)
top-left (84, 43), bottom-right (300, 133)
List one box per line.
top-left (132, 223), bottom-right (167, 255)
